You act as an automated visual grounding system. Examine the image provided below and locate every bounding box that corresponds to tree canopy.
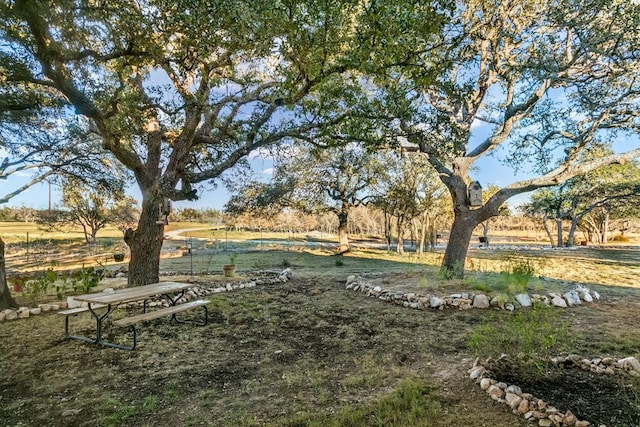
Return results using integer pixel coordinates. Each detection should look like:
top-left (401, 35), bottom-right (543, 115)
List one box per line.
top-left (372, 0), bottom-right (640, 276)
top-left (1, 0), bottom-right (448, 284)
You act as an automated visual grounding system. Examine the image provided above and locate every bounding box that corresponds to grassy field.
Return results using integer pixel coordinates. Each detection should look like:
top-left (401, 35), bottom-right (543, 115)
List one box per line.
top-left (2, 224), bottom-right (640, 426)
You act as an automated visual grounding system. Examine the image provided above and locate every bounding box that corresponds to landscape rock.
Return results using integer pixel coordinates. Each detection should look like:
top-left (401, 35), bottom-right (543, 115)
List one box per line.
top-left (551, 295), bottom-right (567, 308)
top-left (486, 384), bottom-right (504, 399)
top-left (490, 295), bottom-right (506, 308)
top-left (472, 294), bottom-right (490, 308)
top-left (563, 290), bottom-right (582, 306)
top-left (515, 399), bottom-right (530, 415)
top-left (29, 307), bottom-right (42, 315)
top-left (515, 293), bottom-right (532, 307)
top-left (617, 356), bottom-right (640, 371)
top-left (506, 384), bottom-right (522, 395)
top-left (562, 410), bottom-right (578, 425)
top-left (575, 286), bottom-right (594, 303)
top-left (280, 268), bottom-right (293, 278)
top-left (469, 366), bottom-right (486, 380)
top-left (505, 392), bottom-right (522, 409)
top-left (479, 378), bottom-right (492, 390)
top-left (429, 297), bottom-right (444, 308)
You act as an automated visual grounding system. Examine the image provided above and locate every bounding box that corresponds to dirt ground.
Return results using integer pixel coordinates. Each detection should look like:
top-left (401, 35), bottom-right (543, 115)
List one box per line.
top-left (2, 249), bottom-right (640, 426)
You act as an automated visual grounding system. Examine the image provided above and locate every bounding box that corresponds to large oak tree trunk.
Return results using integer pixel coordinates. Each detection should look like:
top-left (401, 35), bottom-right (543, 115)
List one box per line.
top-left (440, 168), bottom-right (501, 279)
top-left (124, 194), bottom-right (164, 286)
top-left (0, 237), bottom-right (19, 310)
top-left (441, 210), bottom-right (478, 278)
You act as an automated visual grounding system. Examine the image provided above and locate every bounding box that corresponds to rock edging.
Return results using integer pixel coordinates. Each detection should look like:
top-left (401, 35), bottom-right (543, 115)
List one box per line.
top-left (469, 355), bottom-right (640, 427)
top-left (344, 276), bottom-right (600, 311)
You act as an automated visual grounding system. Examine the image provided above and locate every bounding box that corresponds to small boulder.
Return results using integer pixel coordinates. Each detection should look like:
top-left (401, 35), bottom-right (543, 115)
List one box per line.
top-left (516, 399), bottom-right (530, 415)
top-left (562, 410), bottom-right (578, 426)
top-left (469, 366), bottom-right (486, 380)
top-left (429, 297), bottom-right (444, 308)
top-left (515, 293), bottom-right (532, 307)
top-left (505, 392), bottom-right (522, 409)
top-left (563, 290), bottom-right (581, 306)
top-left (472, 294), bottom-right (490, 308)
top-left (486, 384), bottom-right (504, 399)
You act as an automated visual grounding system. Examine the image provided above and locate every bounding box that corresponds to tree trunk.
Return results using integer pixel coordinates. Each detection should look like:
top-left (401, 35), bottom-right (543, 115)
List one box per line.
top-left (396, 217), bottom-right (405, 254)
top-left (567, 217), bottom-right (578, 247)
top-left (542, 214), bottom-right (554, 246)
top-left (0, 237), bottom-right (19, 310)
top-left (124, 194), bottom-right (164, 286)
top-left (601, 212), bottom-right (609, 243)
top-left (481, 221), bottom-right (489, 247)
top-left (336, 209), bottom-right (350, 253)
top-left (416, 217), bottom-right (427, 255)
top-left (441, 211), bottom-right (477, 278)
top-left (383, 210), bottom-right (392, 251)
top-left (556, 218), bottom-right (563, 247)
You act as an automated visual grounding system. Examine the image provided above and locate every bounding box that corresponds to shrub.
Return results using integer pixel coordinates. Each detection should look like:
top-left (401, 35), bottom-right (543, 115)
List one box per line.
top-left (68, 266), bottom-right (103, 293)
top-left (22, 268), bottom-right (58, 305)
top-left (610, 234), bottom-right (630, 242)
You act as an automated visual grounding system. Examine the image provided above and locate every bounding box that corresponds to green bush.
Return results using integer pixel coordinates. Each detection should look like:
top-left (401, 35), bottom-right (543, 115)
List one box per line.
top-left (22, 268), bottom-right (58, 305)
top-left (68, 266), bottom-right (103, 293)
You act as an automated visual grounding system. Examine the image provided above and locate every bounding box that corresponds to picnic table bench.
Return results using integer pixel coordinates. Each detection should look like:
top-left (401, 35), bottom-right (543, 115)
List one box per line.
top-left (60, 282), bottom-right (210, 350)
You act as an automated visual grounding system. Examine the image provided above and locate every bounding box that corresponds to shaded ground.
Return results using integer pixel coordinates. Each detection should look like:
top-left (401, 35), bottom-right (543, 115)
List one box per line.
top-left (2, 246), bottom-right (640, 426)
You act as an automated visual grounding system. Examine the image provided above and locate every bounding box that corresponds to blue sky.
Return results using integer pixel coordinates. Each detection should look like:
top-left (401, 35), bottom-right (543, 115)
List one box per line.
top-left (1, 149), bottom-right (527, 211)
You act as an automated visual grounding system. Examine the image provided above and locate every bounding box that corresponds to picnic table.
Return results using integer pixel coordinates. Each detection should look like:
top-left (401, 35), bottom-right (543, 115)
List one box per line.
top-left (61, 281), bottom-right (210, 350)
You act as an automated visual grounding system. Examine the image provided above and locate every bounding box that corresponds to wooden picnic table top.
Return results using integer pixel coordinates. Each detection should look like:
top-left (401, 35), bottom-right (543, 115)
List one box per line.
top-left (73, 281), bottom-right (195, 305)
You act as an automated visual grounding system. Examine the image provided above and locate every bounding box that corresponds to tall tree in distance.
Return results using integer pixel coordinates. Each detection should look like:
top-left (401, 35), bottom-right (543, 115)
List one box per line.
top-left (37, 177), bottom-right (131, 245)
top-left (227, 144), bottom-right (386, 252)
top-left (372, 151), bottom-right (449, 254)
top-left (523, 150), bottom-right (640, 246)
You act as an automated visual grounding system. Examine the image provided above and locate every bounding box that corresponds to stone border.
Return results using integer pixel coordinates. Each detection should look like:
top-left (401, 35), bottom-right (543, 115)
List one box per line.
top-left (468, 355), bottom-right (640, 427)
top-left (0, 268), bottom-right (293, 322)
top-left (344, 275), bottom-right (600, 311)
